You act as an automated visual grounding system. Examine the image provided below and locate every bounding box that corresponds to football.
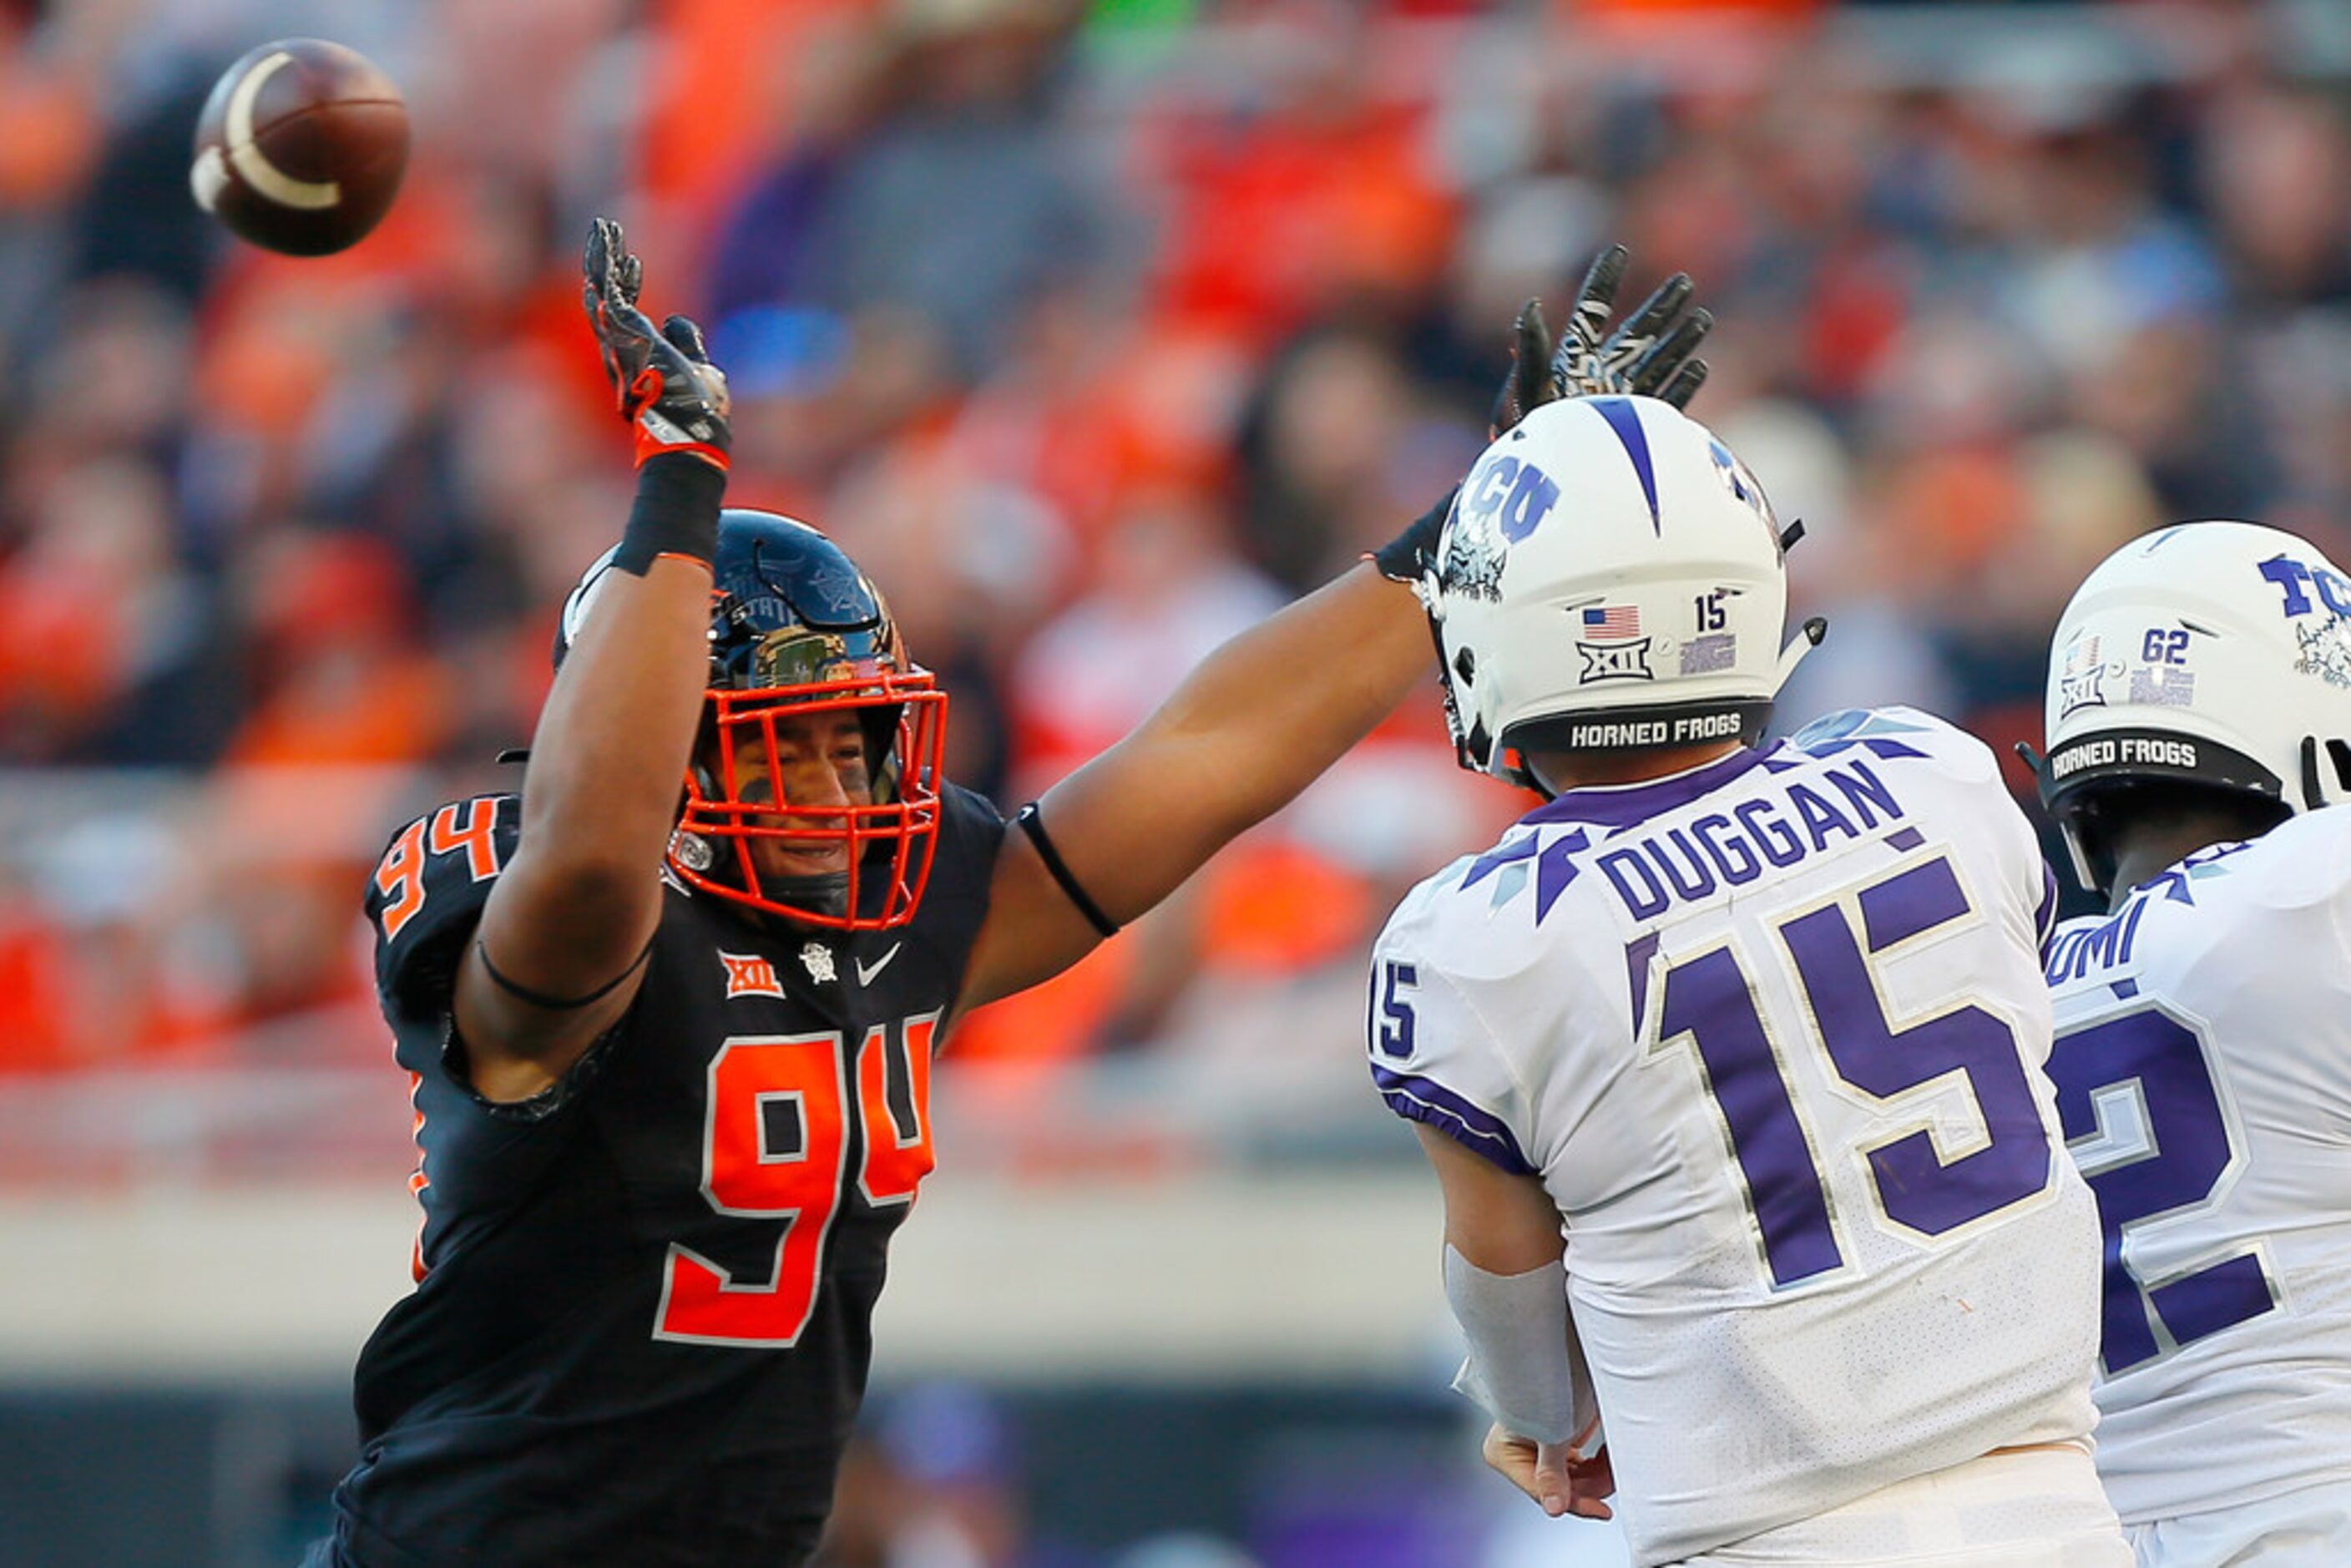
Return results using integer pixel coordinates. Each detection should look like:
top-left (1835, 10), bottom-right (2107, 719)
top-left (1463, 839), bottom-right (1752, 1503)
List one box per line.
top-left (190, 38), bottom-right (408, 257)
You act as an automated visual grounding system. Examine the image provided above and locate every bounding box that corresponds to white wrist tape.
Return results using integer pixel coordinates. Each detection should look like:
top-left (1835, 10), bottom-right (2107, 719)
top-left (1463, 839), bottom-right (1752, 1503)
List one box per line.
top-left (1443, 1246), bottom-right (1600, 1448)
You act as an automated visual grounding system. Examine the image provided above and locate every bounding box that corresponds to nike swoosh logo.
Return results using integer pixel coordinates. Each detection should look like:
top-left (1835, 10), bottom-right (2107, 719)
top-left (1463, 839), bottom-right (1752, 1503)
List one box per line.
top-left (854, 943), bottom-right (902, 988)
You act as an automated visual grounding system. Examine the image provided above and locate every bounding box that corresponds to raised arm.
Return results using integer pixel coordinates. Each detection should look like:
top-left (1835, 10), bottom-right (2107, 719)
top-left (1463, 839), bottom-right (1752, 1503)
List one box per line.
top-left (954, 243), bottom-right (1715, 1012)
top-left (955, 558), bottom-right (1433, 1009)
top-left (453, 220), bottom-right (732, 1100)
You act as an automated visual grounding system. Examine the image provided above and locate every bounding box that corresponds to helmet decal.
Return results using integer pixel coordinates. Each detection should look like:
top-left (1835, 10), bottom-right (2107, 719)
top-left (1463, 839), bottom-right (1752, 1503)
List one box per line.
top-left (2126, 626), bottom-right (2199, 709)
top-left (2252, 549), bottom-right (2351, 690)
top-left (2055, 630), bottom-right (2116, 720)
top-left (2297, 615), bottom-right (2351, 690)
top-left (1437, 487), bottom-right (1507, 604)
top-left (1574, 604), bottom-right (1653, 684)
top-left (1585, 397), bottom-right (1661, 533)
top-left (1708, 438), bottom-right (1779, 551)
top-left (2256, 552), bottom-right (2351, 618)
top-left (747, 624), bottom-right (884, 689)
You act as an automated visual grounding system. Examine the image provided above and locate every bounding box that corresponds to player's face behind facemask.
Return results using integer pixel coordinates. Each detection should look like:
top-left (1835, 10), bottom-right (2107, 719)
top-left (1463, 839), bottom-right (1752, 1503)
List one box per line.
top-left (557, 508), bottom-right (950, 932)
top-left (677, 682), bottom-right (945, 928)
top-left (1423, 396), bottom-right (1821, 797)
top-left (2035, 518), bottom-right (2351, 896)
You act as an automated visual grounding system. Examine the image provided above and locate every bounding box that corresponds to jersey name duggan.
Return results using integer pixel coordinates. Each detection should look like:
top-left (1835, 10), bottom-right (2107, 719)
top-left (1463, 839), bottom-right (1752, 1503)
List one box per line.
top-left (1594, 751), bottom-right (1907, 921)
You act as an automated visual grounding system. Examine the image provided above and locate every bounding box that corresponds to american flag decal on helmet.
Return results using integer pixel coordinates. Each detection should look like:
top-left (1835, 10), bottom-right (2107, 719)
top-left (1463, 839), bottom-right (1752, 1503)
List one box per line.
top-left (1581, 605), bottom-right (1642, 642)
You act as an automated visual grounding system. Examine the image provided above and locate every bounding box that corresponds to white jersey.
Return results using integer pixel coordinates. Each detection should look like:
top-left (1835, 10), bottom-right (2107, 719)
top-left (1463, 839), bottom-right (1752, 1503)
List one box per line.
top-left (2045, 804), bottom-right (2351, 1528)
top-left (1371, 708), bottom-right (2101, 1567)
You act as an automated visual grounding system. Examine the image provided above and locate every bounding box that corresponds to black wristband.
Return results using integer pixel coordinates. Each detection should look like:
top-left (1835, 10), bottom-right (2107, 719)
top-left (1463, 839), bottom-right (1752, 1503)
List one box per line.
top-left (612, 453), bottom-right (726, 576)
top-left (1013, 802), bottom-right (1118, 938)
top-left (1373, 486), bottom-right (1457, 585)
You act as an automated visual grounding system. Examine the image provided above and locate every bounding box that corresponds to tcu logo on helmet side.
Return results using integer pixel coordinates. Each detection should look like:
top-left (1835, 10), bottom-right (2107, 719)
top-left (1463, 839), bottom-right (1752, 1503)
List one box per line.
top-left (1462, 453), bottom-right (1562, 544)
top-left (1438, 452), bottom-right (1565, 607)
top-left (2260, 555), bottom-right (2351, 620)
top-left (2257, 555), bottom-right (2351, 690)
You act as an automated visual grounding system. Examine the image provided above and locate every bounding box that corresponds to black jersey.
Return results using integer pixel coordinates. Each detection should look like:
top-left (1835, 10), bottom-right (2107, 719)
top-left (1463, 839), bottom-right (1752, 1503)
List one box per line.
top-left (331, 784), bottom-right (1004, 1567)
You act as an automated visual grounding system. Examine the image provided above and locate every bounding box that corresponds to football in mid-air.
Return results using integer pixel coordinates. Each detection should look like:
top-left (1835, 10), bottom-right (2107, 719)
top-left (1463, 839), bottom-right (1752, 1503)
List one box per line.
top-left (190, 38), bottom-right (408, 257)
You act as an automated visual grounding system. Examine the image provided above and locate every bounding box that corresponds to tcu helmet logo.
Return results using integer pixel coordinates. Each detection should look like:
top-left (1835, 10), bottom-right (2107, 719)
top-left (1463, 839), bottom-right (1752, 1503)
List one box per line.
top-left (2260, 555), bottom-right (2351, 620)
top-left (1438, 453), bottom-right (1563, 604)
top-left (2262, 555), bottom-right (2351, 690)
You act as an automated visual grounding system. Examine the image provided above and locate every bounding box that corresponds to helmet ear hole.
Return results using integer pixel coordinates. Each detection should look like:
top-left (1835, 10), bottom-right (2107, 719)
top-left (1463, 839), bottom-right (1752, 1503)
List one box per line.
top-left (2329, 738), bottom-right (2351, 796)
top-left (1454, 646), bottom-right (1476, 685)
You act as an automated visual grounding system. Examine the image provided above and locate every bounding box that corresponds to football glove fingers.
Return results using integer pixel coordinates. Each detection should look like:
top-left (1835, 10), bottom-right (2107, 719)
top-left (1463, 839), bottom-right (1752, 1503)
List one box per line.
top-left (660, 313), bottom-right (711, 364)
top-left (1555, 268), bottom-right (1694, 396)
top-left (1653, 357), bottom-right (1710, 411)
top-left (1545, 250), bottom-right (1713, 407)
top-left (1597, 271), bottom-right (1693, 367)
top-left (1491, 297), bottom-right (1557, 436)
top-left (1618, 301), bottom-right (1713, 400)
top-left (582, 217), bottom-right (731, 471)
top-left (1546, 243), bottom-right (1631, 395)
top-left (1491, 246), bottom-right (1716, 424)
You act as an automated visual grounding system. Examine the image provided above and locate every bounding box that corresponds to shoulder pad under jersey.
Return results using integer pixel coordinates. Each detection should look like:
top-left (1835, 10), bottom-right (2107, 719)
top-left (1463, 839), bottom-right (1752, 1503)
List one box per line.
top-left (365, 794), bottom-right (523, 1021)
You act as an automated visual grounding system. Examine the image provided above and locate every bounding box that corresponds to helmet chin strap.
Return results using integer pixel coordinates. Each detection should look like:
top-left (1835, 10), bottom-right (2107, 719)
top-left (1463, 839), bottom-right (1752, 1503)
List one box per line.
top-left (1772, 616), bottom-right (1828, 694)
top-left (769, 870), bottom-right (851, 921)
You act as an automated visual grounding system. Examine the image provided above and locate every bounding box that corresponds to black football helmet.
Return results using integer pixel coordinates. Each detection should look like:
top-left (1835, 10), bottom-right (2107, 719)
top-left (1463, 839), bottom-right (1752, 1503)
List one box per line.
top-left (557, 509), bottom-right (948, 928)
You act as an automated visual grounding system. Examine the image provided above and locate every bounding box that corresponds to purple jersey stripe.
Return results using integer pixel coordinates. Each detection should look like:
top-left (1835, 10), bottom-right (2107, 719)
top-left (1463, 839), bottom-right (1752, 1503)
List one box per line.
top-left (1522, 744), bottom-right (1778, 831)
top-left (1370, 1065), bottom-right (1534, 1176)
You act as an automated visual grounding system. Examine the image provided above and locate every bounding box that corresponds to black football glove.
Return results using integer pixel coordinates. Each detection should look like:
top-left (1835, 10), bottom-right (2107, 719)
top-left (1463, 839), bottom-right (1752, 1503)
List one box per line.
top-left (1374, 246), bottom-right (1711, 588)
top-left (1489, 244), bottom-right (1712, 434)
top-left (583, 216), bottom-right (731, 470)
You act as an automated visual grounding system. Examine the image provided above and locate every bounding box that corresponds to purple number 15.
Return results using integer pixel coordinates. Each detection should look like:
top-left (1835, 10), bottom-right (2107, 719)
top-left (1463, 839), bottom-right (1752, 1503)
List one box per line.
top-left (1652, 856), bottom-right (2054, 1287)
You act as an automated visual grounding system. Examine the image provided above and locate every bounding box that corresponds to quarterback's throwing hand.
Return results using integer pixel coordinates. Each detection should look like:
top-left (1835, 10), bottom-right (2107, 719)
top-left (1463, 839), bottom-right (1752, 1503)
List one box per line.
top-left (1482, 1419), bottom-right (1615, 1521)
top-left (1492, 244), bottom-right (1712, 432)
top-left (582, 216), bottom-right (731, 470)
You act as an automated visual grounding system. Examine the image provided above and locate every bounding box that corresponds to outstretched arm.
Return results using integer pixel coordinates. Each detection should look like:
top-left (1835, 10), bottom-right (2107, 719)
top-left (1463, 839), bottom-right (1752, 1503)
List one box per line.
top-left (957, 558), bottom-right (1434, 1009)
top-left (454, 220), bottom-right (733, 1099)
top-left (953, 243), bottom-right (1715, 1013)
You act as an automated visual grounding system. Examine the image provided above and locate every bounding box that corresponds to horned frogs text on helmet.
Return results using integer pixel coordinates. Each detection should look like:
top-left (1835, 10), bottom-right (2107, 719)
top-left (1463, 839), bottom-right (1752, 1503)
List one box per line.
top-left (1422, 394), bottom-right (1820, 793)
top-left (557, 509), bottom-right (948, 929)
top-left (2035, 519), bottom-right (2351, 894)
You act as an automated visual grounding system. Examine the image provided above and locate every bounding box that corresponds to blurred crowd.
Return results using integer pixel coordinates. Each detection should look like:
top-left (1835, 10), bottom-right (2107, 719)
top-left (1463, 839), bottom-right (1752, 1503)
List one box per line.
top-left (3, 0), bottom-right (2349, 1082)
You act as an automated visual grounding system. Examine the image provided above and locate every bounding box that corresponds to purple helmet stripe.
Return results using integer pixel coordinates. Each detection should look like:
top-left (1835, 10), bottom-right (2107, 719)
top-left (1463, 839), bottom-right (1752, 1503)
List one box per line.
top-left (1587, 396), bottom-right (1661, 535)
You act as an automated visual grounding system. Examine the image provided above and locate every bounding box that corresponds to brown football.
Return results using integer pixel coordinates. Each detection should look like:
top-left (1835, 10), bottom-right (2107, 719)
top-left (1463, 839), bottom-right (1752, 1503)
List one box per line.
top-left (190, 38), bottom-right (408, 257)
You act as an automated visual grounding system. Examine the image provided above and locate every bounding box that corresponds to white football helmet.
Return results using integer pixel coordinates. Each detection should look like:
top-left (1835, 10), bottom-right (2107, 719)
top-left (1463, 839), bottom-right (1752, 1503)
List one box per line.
top-left (1423, 395), bottom-right (1819, 792)
top-left (2037, 519), bottom-right (2351, 893)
